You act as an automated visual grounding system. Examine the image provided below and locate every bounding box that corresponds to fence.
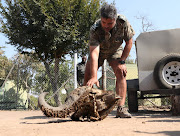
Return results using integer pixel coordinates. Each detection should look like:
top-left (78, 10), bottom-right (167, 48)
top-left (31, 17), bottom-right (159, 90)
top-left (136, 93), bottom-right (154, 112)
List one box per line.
top-left (0, 54), bottom-right (171, 110)
top-left (0, 55), bottom-right (75, 110)
top-left (100, 61), bottom-right (171, 110)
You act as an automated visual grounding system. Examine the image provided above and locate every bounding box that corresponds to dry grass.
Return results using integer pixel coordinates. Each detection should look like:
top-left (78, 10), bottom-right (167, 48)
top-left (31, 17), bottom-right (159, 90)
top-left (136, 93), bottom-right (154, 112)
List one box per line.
top-left (126, 64), bottom-right (138, 80)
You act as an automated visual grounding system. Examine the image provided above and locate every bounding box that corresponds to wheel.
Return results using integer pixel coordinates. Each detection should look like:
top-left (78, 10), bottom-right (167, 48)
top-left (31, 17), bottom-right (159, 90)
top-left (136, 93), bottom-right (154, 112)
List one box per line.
top-left (153, 54), bottom-right (180, 89)
top-left (127, 79), bottom-right (139, 112)
top-left (128, 90), bottom-right (138, 112)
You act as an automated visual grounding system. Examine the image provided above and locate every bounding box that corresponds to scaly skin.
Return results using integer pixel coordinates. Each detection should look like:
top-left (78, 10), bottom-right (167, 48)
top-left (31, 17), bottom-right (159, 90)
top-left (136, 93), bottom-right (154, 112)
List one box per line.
top-left (38, 86), bottom-right (121, 121)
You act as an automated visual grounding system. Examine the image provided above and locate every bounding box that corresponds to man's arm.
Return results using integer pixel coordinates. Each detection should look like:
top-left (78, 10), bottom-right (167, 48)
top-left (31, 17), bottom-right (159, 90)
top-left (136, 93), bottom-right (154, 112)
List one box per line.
top-left (121, 17), bottom-right (135, 61)
top-left (120, 38), bottom-right (133, 61)
top-left (115, 38), bottom-right (133, 77)
top-left (86, 45), bottom-right (100, 87)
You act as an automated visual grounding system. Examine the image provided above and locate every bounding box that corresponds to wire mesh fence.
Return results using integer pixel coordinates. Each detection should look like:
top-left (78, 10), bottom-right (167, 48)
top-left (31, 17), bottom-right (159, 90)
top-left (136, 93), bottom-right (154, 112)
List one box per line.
top-left (102, 61), bottom-right (171, 110)
top-left (0, 54), bottom-right (171, 110)
top-left (0, 55), bottom-right (75, 110)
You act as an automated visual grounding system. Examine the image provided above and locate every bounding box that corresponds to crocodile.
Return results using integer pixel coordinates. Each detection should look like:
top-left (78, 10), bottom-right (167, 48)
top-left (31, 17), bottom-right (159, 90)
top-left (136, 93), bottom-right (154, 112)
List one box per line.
top-left (38, 86), bottom-right (121, 121)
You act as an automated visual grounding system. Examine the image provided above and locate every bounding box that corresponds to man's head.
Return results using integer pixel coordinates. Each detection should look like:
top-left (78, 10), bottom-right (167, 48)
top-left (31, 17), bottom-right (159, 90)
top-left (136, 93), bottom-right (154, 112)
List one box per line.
top-left (82, 56), bottom-right (87, 63)
top-left (100, 4), bottom-right (117, 32)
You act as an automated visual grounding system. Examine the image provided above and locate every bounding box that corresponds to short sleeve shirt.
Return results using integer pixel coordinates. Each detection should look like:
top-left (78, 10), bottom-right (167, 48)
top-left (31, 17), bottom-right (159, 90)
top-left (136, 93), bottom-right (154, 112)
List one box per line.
top-left (77, 62), bottom-right (86, 78)
top-left (89, 14), bottom-right (135, 59)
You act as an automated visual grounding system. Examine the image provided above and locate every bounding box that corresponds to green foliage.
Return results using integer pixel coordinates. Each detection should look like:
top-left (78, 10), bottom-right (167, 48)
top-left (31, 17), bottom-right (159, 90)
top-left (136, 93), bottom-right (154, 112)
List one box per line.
top-left (29, 95), bottom-right (38, 110)
top-left (0, 46), bottom-right (5, 55)
top-left (32, 59), bottom-right (74, 94)
top-left (0, 55), bottom-right (13, 79)
top-left (0, 46), bottom-right (13, 79)
top-left (0, 0), bottom-right (103, 61)
top-left (8, 53), bottom-right (43, 93)
top-left (0, 0), bottom-right (103, 105)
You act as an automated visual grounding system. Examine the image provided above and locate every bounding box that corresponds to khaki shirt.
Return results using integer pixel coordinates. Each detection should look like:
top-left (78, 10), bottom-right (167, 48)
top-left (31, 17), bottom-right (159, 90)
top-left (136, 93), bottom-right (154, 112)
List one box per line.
top-left (89, 14), bottom-right (135, 60)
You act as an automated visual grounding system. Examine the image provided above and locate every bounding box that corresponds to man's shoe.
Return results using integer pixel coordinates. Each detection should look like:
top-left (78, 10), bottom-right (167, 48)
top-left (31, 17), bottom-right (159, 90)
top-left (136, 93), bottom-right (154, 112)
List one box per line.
top-left (116, 106), bottom-right (132, 118)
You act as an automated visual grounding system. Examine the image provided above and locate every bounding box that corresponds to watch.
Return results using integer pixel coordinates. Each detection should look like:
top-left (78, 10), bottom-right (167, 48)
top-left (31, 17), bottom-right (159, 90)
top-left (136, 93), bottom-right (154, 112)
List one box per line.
top-left (118, 60), bottom-right (125, 64)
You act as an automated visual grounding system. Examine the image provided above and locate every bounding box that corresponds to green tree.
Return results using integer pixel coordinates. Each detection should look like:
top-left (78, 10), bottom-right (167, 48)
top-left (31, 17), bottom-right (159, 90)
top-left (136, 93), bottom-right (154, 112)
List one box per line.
top-left (0, 0), bottom-right (102, 60)
top-left (0, 46), bottom-right (14, 82)
top-left (0, 55), bottom-right (13, 79)
top-left (7, 53), bottom-right (43, 109)
top-left (32, 59), bottom-right (74, 106)
top-left (0, 0), bottom-right (103, 105)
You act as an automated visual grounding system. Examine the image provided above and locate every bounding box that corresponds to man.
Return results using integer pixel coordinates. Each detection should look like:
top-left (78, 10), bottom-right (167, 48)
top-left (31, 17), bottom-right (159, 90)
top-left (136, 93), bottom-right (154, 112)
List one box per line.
top-left (77, 56), bottom-right (87, 86)
top-left (83, 4), bottom-right (135, 118)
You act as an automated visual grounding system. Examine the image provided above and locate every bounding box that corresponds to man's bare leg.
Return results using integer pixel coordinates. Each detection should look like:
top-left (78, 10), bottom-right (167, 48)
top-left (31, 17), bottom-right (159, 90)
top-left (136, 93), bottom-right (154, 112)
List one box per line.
top-left (109, 60), bottom-right (127, 106)
top-left (115, 74), bottom-right (127, 106)
top-left (109, 60), bottom-right (131, 118)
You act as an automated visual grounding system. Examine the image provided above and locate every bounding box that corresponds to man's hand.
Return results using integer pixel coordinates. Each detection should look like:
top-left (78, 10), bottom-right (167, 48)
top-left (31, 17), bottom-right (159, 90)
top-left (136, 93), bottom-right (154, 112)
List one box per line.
top-left (86, 77), bottom-right (100, 88)
top-left (115, 64), bottom-right (127, 77)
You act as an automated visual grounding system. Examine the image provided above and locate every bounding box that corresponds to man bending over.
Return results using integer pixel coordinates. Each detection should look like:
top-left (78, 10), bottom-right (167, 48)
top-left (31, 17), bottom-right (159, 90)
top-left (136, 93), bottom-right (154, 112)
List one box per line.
top-left (84, 4), bottom-right (135, 118)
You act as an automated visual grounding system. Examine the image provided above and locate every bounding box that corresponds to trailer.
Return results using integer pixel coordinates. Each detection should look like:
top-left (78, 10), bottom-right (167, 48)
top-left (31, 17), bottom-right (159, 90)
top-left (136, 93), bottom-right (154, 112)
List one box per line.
top-left (127, 28), bottom-right (180, 112)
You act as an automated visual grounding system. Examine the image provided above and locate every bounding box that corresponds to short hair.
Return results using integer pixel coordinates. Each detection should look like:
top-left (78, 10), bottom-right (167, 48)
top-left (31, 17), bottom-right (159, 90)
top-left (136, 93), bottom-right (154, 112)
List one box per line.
top-left (100, 4), bottom-right (117, 19)
top-left (82, 56), bottom-right (87, 60)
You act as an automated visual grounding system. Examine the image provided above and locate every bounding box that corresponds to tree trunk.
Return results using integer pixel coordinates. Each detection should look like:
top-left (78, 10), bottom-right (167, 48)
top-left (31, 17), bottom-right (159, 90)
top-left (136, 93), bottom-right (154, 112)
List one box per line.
top-left (23, 78), bottom-right (34, 110)
top-left (54, 58), bottom-right (61, 106)
top-left (44, 59), bottom-right (62, 106)
top-left (171, 95), bottom-right (180, 116)
top-left (27, 93), bottom-right (34, 110)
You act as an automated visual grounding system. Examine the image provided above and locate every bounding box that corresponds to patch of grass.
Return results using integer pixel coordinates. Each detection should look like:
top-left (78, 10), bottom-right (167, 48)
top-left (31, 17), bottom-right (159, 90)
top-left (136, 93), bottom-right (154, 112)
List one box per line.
top-left (126, 64), bottom-right (138, 80)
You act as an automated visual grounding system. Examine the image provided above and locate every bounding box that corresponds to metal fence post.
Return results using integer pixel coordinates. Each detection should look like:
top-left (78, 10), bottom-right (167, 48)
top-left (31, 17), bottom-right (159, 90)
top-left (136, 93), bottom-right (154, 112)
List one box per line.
top-left (74, 53), bottom-right (77, 89)
top-left (102, 60), bottom-right (107, 90)
top-left (16, 60), bottom-right (19, 109)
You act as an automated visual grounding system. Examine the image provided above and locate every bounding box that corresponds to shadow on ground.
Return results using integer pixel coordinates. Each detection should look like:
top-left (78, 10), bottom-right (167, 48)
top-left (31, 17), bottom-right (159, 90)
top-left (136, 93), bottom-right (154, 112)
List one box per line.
top-left (24, 116), bottom-right (49, 120)
top-left (21, 113), bottom-right (73, 124)
top-left (109, 107), bottom-right (180, 120)
top-left (20, 118), bottom-right (72, 124)
top-left (134, 130), bottom-right (180, 136)
top-left (21, 107), bottom-right (180, 124)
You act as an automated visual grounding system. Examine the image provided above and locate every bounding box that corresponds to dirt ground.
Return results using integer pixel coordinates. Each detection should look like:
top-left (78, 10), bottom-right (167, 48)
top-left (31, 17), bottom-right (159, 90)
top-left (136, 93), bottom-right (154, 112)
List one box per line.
top-left (0, 107), bottom-right (180, 136)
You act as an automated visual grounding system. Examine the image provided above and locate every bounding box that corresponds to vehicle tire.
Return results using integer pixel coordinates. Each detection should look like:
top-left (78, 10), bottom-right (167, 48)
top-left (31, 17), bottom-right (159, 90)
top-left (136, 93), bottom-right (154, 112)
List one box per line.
top-left (127, 79), bottom-right (139, 112)
top-left (128, 90), bottom-right (138, 112)
top-left (153, 54), bottom-right (180, 89)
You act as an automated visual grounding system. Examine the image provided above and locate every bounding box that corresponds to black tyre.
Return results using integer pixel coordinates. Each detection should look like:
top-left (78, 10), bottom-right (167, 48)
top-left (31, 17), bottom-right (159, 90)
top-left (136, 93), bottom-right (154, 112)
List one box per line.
top-left (128, 90), bottom-right (138, 112)
top-left (153, 54), bottom-right (180, 89)
top-left (127, 79), bottom-right (139, 112)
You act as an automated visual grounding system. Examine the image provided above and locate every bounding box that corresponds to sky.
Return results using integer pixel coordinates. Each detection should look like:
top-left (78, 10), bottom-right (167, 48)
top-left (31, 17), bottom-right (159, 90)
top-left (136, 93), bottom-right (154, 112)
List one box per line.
top-left (107, 0), bottom-right (180, 58)
top-left (0, 0), bottom-right (180, 60)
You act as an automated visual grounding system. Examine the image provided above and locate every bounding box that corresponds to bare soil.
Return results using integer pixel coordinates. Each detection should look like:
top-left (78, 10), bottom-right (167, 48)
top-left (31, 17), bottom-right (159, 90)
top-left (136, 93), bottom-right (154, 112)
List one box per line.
top-left (0, 107), bottom-right (180, 136)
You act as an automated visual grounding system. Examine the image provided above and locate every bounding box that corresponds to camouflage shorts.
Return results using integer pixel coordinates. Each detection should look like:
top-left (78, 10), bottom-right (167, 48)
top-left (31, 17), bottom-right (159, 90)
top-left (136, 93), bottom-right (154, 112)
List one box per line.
top-left (88, 48), bottom-right (123, 67)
